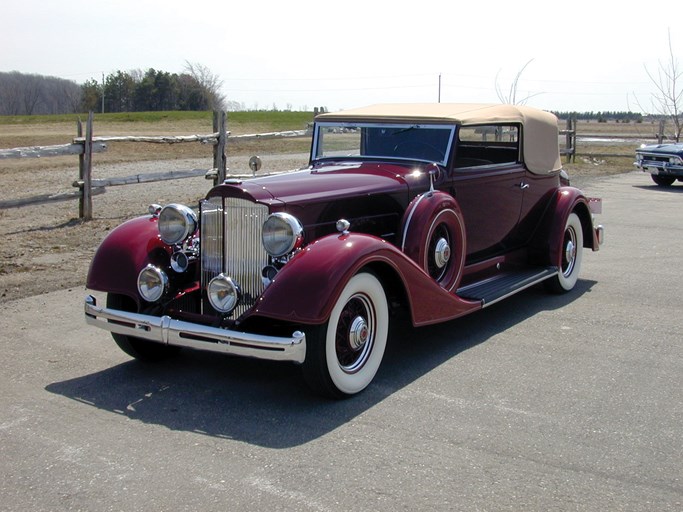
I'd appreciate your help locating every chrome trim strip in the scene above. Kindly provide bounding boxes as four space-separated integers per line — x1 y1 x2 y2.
457 269 559 308
85 295 306 363
480 271 558 308
312 122 455 166
200 197 223 298
400 193 427 252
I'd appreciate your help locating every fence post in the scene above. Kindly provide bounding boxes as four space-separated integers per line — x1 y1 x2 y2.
213 111 227 185
81 111 94 220
564 117 577 164
573 117 577 162
77 118 84 218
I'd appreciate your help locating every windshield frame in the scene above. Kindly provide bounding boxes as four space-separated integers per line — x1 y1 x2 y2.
311 121 456 166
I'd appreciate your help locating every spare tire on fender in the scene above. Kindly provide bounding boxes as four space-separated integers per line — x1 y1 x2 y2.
400 191 466 292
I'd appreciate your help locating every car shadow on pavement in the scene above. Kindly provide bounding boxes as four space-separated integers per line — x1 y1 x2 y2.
633 184 683 193
46 279 596 448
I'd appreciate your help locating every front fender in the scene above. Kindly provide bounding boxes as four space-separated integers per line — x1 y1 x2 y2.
86 215 171 302
251 232 480 326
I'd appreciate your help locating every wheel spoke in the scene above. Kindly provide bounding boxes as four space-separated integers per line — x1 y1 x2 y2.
335 294 374 372
563 227 577 276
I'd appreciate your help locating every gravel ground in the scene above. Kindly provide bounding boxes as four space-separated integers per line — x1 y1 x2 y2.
0 150 624 304
0 154 309 304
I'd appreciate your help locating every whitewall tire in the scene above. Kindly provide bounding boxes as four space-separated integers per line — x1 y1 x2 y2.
546 212 584 293
303 272 389 398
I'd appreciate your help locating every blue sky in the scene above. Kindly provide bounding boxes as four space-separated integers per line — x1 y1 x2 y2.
2 0 681 112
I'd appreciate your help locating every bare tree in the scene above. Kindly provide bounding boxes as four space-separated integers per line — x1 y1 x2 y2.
60 82 83 113
495 59 540 105
644 30 681 142
0 72 22 115
184 61 225 110
0 71 82 115
22 74 42 115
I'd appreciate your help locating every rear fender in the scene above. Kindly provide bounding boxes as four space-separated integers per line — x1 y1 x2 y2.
86 216 171 305
530 187 598 266
251 232 480 326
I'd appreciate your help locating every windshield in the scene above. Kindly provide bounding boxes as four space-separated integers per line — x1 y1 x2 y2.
313 122 455 166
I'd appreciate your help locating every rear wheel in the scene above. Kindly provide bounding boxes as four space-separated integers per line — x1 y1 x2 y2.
545 213 584 294
106 293 180 362
302 272 389 398
651 174 675 186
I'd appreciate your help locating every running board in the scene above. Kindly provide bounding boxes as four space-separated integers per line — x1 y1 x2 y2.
457 267 558 307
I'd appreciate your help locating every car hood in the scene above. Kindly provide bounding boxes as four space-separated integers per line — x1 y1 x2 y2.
211 161 431 206
637 143 683 155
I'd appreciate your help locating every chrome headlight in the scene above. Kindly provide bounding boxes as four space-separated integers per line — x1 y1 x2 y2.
158 204 198 245
137 265 168 302
207 274 241 313
262 213 304 257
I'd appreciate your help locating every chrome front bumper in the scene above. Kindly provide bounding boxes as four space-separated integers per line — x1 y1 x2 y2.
634 162 683 177
84 295 306 363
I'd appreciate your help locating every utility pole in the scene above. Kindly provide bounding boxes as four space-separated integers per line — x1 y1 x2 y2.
438 73 442 103
101 72 105 114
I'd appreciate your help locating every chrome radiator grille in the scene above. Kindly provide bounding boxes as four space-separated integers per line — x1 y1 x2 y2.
200 197 270 318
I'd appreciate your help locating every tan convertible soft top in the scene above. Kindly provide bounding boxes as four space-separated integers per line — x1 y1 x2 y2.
316 103 561 174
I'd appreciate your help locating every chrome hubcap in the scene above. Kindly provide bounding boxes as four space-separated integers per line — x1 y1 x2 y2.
563 228 577 276
565 240 576 265
434 237 451 269
349 315 369 350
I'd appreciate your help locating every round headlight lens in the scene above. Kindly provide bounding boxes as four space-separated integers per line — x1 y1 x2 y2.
158 204 197 245
208 274 241 313
137 265 168 303
262 213 304 257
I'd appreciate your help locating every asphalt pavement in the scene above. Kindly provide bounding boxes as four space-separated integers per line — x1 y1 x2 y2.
1 171 681 511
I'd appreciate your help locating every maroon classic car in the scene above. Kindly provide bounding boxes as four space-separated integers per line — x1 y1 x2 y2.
85 103 604 398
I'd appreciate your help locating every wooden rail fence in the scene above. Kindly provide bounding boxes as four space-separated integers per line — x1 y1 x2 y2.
560 117 671 164
0 111 309 219
1 113 675 217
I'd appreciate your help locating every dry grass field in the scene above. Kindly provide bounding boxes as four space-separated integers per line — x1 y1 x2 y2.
0 114 654 303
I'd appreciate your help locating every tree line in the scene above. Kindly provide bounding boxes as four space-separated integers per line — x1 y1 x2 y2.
0 63 225 116
553 111 644 123
0 71 82 115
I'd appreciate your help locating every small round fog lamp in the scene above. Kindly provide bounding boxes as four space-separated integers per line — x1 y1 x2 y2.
137 265 168 303
170 251 189 273
208 274 241 313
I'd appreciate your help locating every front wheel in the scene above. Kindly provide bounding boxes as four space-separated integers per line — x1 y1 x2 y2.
302 272 389 398
545 212 584 294
651 174 675 187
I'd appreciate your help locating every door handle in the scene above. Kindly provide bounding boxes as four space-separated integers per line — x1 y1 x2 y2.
518 182 530 190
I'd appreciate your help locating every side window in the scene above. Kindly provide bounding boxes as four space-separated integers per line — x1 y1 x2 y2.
454 124 520 168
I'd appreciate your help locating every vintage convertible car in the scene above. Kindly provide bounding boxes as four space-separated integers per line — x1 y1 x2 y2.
634 142 683 186
85 103 604 398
